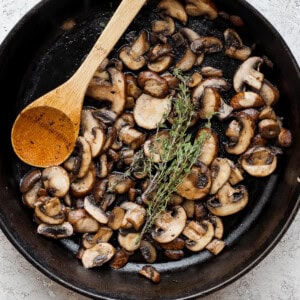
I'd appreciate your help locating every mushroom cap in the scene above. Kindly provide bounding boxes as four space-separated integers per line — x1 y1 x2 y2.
84 196 108 224
157 0 188 24
152 206 187 244
175 47 197 72
120 202 146 231
133 93 172 129
185 0 218 20
210 158 231 194
37 222 73 239
230 91 265 110
118 232 141 252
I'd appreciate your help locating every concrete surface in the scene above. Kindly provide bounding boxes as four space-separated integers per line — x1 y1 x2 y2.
0 0 299 299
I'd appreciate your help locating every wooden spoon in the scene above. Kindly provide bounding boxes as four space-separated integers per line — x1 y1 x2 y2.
11 0 147 168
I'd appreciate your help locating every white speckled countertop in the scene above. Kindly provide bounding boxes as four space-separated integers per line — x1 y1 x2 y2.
0 0 299 299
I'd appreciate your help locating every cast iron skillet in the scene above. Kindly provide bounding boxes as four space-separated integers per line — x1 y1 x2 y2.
0 0 299 299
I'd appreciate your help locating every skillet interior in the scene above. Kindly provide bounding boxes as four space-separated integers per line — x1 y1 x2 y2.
0 0 299 299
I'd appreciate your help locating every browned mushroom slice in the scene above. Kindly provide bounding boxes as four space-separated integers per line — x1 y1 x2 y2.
81 109 105 157
140 240 157 263
143 130 170 163
258 106 277 121
134 93 171 130
198 88 221 119
108 173 134 194
92 226 113 244
164 249 184 260
177 163 211 200
201 66 223 78
81 243 115 268
217 98 233 121
224 28 251 61
37 222 73 239
92 109 118 126
172 31 186 47
191 37 223 54
110 249 129 269
118 231 141 252
194 202 207 221
114 113 135 131
206 238 226 255
219 11 244 27
125 74 142 102
108 207 125 230
258 119 280 139
22 179 43 208
147 44 173 62
42 166 70 197
225 115 255 155
137 71 169 98
182 200 195 218
175 47 197 72
120 202 146 231
210 158 231 194
84 196 108 224
240 146 278 177
185 0 218 19
70 164 96 197
233 56 264 92
187 72 203 88
179 27 201 42
67 208 99 233
183 220 214 252
159 237 185 250
258 79 280 106
148 55 174 73
139 266 161 283
226 159 244 185
277 128 292 148
87 68 126 116
152 16 175 36
157 0 188 24
35 197 65 225
119 126 146 150
119 31 150 71
20 169 41 193
230 92 264 110
152 206 187 244
195 128 219 166
207 183 248 216
209 215 224 239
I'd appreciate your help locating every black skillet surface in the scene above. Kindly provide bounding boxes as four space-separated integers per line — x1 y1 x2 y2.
0 0 299 299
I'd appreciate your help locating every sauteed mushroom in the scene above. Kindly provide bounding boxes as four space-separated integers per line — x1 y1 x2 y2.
37 222 73 239
185 0 218 20
157 0 188 24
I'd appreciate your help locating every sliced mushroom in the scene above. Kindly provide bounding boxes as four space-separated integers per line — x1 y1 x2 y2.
152 206 187 244
81 243 115 268
224 28 251 61
108 207 125 230
277 128 292 148
226 159 244 185
143 130 170 163
159 237 185 250
84 196 108 224
140 240 157 263
194 202 208 221
139 266 160 283
70 164 96 197
225 115 255 155
187 72 203 88
172 31 186 47
67 208 99 233
219 11 244 27
152 16 175 36
110 249 129 269
134 93 172 130
210 158 231 194
137 71 169 98
164 249 184 260
240 146 278 177
258 79 280 106
191 37 223 54
81 109 105 157
148 55 174 73
175 47 197 72
183 220 214 252
42 166 70 197
22 179 43 208
209 215 224 239
179 28 201 42
92 109 118 126
207 183 248 216
20 169 41 193
35 197 65 225
87 68 126 116
233 56 264 92
108 173 134 194
230 92 264 110
157 0 188 24
196 128 219 166
217 98 233 121
37 222 73 239
120 202 146 231
119 31 150 71
185 0 218 20
259 106 277 121
182 200 195 218
147 44 173 62
119 125 146 150
177 163 212 200
197 88 221 119
118 231 141 252
206 238 226 255
201 66 223 78
92 226 113 244
258 119 280 139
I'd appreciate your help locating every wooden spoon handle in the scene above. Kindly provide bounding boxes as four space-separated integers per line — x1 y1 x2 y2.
70 0 147 93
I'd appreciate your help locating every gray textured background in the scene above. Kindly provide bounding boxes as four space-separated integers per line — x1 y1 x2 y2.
0 0 299 299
